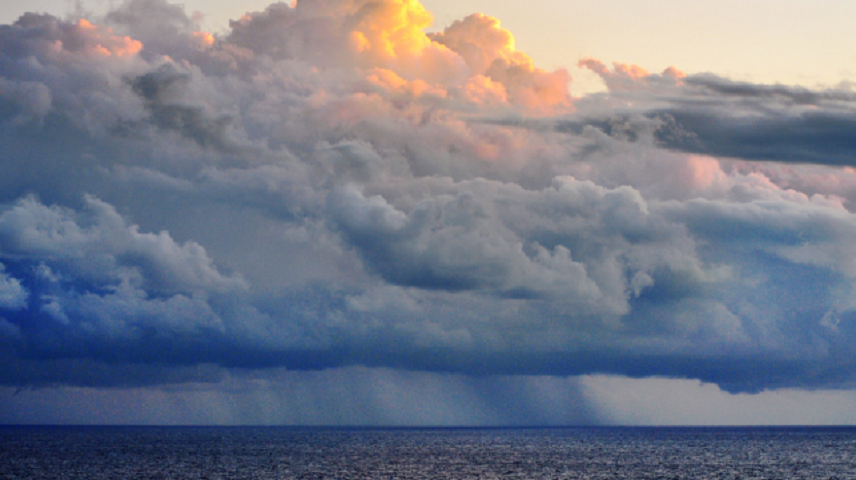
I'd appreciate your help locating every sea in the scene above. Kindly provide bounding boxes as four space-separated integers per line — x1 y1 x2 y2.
1 426 854 479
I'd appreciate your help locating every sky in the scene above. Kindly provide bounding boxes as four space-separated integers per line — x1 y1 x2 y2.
5 0 856 94
2 0 856 426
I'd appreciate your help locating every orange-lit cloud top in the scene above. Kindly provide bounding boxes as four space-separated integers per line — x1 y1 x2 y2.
192 31 215 48
226 0 570 110
428 13 527 76
227 0 464 82
430 13 570 109
72 18 143 58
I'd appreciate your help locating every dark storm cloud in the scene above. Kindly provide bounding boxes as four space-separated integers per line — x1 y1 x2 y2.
2 0 856 398
653 109 856 166
684 75 856 104
571 67 856 166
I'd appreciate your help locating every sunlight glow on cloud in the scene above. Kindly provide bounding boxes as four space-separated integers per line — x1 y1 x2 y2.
74 19 143 57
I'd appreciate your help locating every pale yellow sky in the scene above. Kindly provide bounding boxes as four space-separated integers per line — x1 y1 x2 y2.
3 0 855 95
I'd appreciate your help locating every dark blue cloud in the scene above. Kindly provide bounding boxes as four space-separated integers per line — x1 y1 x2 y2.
565 74 856 167
654 109 856 166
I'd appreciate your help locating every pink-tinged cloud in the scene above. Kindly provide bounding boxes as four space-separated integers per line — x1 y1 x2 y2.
74 19 142 57
579 58 683 91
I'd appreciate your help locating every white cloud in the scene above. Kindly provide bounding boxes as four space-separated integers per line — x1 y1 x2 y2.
0 264 27 311
582 375 856 426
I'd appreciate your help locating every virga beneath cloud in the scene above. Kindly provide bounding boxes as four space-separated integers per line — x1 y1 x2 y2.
2 0 856 400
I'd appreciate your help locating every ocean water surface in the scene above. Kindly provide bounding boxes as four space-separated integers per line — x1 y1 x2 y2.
1 426 854 479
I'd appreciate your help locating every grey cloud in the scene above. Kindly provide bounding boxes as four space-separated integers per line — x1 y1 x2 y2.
2 0 856 399
0 264 27 310
128 65 239 151
685 75 856 105
225 2 326 63
0 78 52 125
104 0 195 56
654 109 856 166
0 195 260 379
327 176 701 316
0 195 247 295
569 69 856 167
0 367 600 425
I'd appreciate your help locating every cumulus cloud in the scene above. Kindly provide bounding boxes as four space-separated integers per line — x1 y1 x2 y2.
0 264 27 311
1 0 856 407
578 58 684 92
430 13 570 109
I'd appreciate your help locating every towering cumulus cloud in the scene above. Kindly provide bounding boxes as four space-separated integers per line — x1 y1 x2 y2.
2 0 856 424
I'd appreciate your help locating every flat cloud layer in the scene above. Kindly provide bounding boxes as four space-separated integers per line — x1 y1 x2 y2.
2 0 856 408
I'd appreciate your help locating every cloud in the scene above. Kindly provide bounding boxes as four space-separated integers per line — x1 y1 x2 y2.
0 195 256 376
655 107 856 166
574 61 856 167
578 58 684 92
1 0 856 409
0 264 27 310
129 64 239 151
0 367 599 425
430 13 570 109
582 375 856 426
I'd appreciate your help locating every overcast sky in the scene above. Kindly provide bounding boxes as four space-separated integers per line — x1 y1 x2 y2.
2 0 856 426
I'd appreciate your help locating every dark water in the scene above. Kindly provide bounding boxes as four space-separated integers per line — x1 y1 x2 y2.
1 426 854 479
